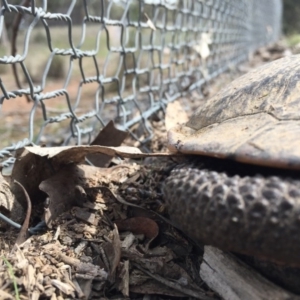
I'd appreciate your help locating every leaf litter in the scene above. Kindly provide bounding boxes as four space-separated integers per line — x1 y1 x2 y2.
0 44 290 299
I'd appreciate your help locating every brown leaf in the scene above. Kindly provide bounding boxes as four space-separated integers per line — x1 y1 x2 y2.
40 163 137 227
25 145 171 166
39 164 83 227
87 120 128 167
11 148 54 206
115 217 159 242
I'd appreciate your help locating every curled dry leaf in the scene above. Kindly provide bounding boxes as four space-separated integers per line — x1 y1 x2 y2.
25 144 171 166
87 120 128 167
39 165 83 227
11 148 54 205
115 217 159 243
40 163 127 227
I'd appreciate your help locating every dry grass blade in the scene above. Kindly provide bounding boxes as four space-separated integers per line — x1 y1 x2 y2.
2 256 20 300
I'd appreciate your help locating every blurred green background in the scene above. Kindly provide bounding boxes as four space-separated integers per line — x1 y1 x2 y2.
283 0 300 34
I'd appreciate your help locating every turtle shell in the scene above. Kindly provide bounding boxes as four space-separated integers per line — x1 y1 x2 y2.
168 55 300 169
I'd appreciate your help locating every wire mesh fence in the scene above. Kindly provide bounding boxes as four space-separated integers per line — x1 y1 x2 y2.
0 0 282 167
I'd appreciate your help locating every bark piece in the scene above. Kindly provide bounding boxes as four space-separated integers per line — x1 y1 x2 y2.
200 246 298 300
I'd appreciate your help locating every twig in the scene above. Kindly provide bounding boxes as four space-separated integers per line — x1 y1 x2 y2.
14 180 32 245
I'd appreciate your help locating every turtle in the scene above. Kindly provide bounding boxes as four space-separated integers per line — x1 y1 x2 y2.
163 54 300 267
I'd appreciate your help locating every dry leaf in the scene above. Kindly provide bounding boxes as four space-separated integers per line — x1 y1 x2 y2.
87 120 128 167
40 163 139 227
25 145 170 165
39 165 83 227
11 149 54 206
115 217 159 242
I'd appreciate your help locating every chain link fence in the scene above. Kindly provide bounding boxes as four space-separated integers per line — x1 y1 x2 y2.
0 0 282 167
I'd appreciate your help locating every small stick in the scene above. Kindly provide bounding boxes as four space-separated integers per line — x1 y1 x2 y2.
14 180 32 245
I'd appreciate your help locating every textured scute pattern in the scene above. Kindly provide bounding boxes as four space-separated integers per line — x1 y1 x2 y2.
168 56 300 168
163 166 300 265
187 55 300 130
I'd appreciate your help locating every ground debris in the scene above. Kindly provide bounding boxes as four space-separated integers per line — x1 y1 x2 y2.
0 157 216 299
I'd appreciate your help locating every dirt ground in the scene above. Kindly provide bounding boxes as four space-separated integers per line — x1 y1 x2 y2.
0 41 295 300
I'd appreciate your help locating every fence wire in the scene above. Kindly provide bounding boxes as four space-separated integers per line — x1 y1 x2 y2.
0 0 282 167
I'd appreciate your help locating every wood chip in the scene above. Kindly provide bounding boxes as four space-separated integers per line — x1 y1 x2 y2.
200 246 298 300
